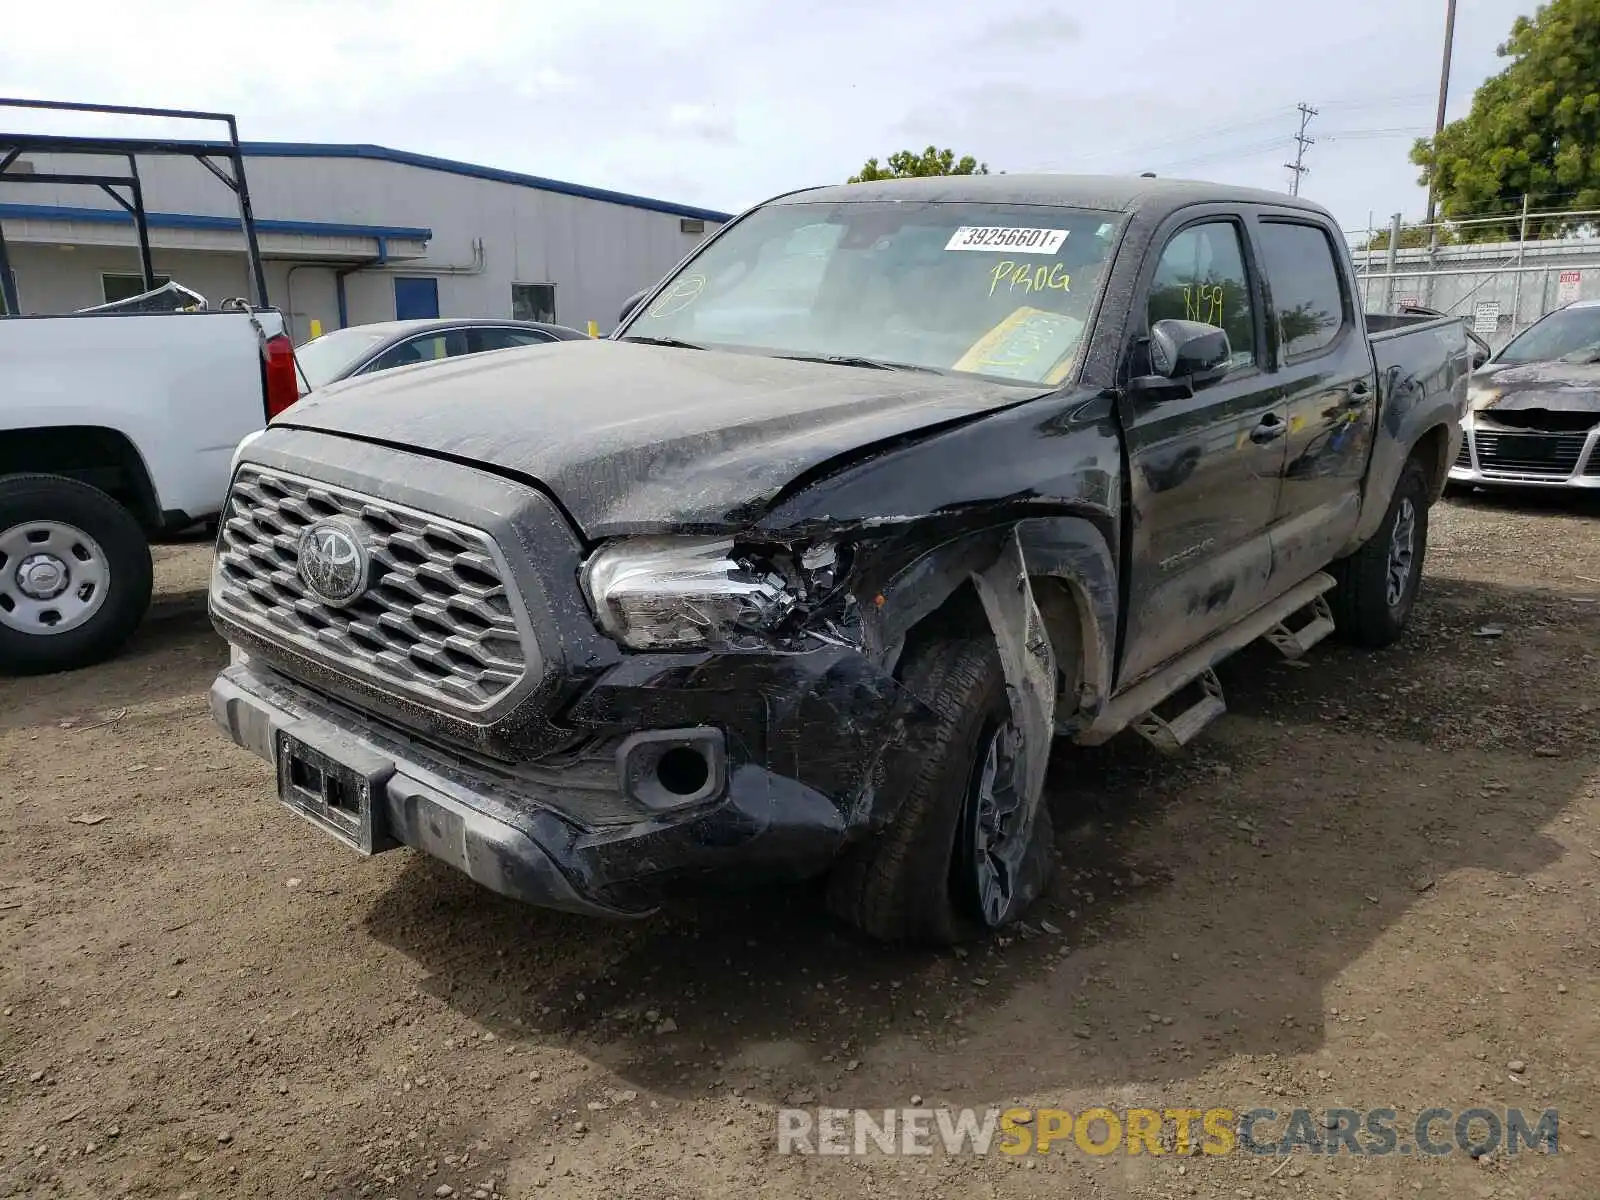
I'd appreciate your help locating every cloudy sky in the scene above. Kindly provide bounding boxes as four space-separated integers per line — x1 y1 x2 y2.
0 0 1540 237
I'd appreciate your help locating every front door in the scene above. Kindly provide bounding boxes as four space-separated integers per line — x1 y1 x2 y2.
1118 216 1288 685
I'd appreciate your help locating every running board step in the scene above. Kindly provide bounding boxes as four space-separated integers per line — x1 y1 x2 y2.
1132 669 1225 753
1265 594 1335 660
1078 571 1337 747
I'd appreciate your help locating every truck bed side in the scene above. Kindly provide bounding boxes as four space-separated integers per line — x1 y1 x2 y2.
0 309 281 526
1345 311 1470 553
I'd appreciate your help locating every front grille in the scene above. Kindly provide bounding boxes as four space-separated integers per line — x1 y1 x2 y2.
1455 436 1472 468
214 466 533 715
1473 431 1587 477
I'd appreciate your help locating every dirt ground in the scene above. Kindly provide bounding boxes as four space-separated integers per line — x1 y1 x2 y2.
3 490 1599 1200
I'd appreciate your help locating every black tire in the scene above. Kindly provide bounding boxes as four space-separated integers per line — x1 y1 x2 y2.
1330 459 1429 648
826 631 1054 945
0 474 154 675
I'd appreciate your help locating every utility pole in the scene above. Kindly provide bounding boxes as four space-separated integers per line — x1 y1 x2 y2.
1285 103 1317 196
1424 0 1458 231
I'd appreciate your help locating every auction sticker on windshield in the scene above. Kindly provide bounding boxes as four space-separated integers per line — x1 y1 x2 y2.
945 226 1069 254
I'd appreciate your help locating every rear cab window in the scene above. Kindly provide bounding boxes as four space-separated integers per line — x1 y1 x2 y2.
1255 221 1350 361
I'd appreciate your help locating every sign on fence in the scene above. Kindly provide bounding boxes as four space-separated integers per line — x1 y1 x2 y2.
1558 270 1583 306
1472 301 1501 335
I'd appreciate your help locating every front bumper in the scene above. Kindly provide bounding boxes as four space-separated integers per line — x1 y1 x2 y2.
211 654 923 916
1449 420 1600 489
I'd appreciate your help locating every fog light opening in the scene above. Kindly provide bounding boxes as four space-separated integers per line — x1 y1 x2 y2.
656 745 710 797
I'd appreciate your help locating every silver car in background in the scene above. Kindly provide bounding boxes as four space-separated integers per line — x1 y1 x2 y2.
293 317 590 395
1452 299 1600 490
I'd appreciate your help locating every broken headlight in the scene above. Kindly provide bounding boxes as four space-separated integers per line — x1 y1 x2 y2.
580 537 845 650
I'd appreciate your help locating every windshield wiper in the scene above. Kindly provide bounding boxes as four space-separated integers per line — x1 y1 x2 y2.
619 335 707 350
772 352 942 374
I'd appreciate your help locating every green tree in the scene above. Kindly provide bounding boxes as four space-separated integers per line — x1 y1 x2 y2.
849 146 990 183
1412 0 1600 240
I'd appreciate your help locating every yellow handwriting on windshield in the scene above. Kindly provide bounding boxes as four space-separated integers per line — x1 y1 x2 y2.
647 273 707 318
1183 282 1225 326
988 261 1071 298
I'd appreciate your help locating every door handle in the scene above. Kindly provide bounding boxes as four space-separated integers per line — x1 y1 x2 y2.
1250 413 1287 444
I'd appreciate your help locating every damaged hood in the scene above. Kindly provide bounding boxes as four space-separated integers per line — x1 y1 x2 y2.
1472 359 1600 413
282 340 1047 536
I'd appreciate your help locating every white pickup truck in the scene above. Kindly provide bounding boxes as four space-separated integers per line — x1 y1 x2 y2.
0 98 298 674
0 304 297 673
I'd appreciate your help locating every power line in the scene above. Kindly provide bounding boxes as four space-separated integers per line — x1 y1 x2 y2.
1320 125 1432 141
1067 113 1286 164
1285 103 1318 195
1317 92 1434 112
1027 90 1442 176
1143 136 1293 174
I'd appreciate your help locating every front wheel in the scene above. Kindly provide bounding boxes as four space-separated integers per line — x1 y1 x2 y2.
0 474 154 675
825 630 1054 944
1330 459 1430 648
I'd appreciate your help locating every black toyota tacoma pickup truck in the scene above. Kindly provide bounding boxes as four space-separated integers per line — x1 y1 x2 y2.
209 175 1469 944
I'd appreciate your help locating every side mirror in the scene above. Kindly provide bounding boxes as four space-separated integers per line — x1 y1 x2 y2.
1129 319 1232 398
618 288 649 325
1471 349 1489 370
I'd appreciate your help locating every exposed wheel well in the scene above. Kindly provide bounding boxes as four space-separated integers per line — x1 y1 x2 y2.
0 427 159 531
895 581 987 677
893 572 1087 715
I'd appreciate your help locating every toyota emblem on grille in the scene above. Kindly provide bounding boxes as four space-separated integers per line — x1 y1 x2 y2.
297 520 370 606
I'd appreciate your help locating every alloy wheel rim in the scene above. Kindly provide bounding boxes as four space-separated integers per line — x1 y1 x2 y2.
1385 498 1416 608
968 720 1028 927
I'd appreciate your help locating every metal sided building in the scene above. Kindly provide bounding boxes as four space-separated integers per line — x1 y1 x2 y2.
0 142 731 340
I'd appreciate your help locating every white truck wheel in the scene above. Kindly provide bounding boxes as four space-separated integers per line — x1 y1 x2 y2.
0 474 154 675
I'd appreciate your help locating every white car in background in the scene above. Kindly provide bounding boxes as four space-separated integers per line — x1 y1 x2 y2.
1452 299 1600 489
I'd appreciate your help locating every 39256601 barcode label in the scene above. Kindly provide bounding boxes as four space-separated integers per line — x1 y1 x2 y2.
944 226 1069 254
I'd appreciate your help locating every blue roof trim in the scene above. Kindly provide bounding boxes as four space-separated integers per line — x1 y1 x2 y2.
235 142 733 223
0 201 431 241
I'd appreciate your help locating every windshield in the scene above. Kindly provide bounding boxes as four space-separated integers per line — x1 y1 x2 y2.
1495 305 1600 365
294 327 391 391
624 200 1120 385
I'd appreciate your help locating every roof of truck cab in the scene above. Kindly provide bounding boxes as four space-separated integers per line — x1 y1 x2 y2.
773 174 1329 219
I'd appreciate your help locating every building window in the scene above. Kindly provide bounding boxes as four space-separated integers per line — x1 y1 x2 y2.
512 283 556 323
680 218 705 235
102 272 171 305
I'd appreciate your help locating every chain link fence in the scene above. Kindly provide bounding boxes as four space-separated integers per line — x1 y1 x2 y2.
1347 205 1600 353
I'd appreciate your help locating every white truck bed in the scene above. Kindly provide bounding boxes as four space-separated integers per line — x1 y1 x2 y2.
0 308 284 524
